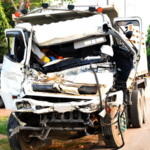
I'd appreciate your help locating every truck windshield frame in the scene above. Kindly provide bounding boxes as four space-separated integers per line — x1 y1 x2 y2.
6 31 25 54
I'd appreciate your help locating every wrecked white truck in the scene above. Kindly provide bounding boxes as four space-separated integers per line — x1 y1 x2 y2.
1 5 148 149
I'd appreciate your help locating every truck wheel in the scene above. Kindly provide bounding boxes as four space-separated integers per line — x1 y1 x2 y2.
139 88 146 123
7 113 40 150
0 97 4 108
130 90 143 128
125 106 130 128
102 106 126 148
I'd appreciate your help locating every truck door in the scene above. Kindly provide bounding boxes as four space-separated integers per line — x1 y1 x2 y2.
113 17 142 55
1 29 27 109
113 17 148 76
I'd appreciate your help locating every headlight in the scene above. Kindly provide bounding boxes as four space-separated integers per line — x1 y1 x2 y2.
16 101 31 109
90 103 99 110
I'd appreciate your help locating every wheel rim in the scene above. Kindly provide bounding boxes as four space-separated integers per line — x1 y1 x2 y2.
18 130 39 150
111 106 126 146
21 131 33 144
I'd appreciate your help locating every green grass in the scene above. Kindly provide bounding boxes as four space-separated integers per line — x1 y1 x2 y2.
0 138 10 150
0 116 9 135
0 116 10 150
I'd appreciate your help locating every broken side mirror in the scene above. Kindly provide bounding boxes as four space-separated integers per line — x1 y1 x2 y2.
125 22 133 39
101 45 114 57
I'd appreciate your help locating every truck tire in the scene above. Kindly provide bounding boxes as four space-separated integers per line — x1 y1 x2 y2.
130 90 143 128
0 97 4 108
139 88 146 123
7 113 40 150
102 106 126 148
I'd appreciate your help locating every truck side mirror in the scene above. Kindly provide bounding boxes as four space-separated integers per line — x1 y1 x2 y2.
125 22 133 39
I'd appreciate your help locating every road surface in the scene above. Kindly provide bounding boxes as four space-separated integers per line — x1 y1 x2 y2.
91 80 150 150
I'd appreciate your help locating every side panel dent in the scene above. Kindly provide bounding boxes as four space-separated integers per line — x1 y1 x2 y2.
1 56 24 96
0 89 13 110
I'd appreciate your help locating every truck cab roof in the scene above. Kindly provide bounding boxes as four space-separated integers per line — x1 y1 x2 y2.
13 5 119 25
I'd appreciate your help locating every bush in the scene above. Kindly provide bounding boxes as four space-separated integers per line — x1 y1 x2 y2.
0 1 11 61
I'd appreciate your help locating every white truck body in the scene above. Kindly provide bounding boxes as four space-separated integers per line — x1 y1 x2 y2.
1 5 148 149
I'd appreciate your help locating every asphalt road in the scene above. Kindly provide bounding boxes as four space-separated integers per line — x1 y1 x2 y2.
91 80 150 150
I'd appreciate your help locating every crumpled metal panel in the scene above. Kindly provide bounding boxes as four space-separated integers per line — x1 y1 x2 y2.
1 56 24 95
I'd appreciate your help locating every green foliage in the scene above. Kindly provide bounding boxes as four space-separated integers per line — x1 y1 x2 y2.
2 0 15 27
0 1 11 43
0 138 10 150
0 116 9 135
2 0 43 27
0 1 11 61
54 0 75 5
146 26 150 71
146 26 150 55
64 0 75 4
2 1 15 27
30 0 44 10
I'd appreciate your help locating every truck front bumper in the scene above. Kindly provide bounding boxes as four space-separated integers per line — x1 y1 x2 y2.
12 91 123 114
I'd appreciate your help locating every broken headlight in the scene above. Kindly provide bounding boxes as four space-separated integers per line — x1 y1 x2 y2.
79 103 99 111
90 103 99 110
16 101 31 109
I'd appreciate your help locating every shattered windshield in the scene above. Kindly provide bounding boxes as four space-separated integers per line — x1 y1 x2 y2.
114 20 140 47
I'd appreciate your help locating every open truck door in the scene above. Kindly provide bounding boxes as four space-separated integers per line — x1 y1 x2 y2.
113 17 142 54
113 17 148 77
1 29 28 109
113 16 147 127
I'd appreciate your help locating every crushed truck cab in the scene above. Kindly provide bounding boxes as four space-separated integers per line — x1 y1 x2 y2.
2 5 148 149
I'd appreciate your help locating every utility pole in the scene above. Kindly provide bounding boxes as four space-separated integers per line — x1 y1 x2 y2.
124 0 126 17
61 0 64 6
107 0 110 5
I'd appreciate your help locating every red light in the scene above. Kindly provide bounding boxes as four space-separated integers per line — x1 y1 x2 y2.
107 106 111 114
58 56 63 59
14 12 20 17
97 7 103 13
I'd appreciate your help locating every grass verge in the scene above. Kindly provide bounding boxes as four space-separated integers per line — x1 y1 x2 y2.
0 116 10 150
0 138 10 150
0 116 9 135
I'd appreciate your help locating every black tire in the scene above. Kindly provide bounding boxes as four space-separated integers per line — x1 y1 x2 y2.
139 88 146 123
130 90 143 128
0 97 4 108
102 106 126 148
7 113 40 150
125 106 130 128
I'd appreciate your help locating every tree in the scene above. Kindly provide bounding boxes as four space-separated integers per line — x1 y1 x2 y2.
0 1 11 62
10 0 29 13
2 1 16 27
146 26 150 71
56 0 75 6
